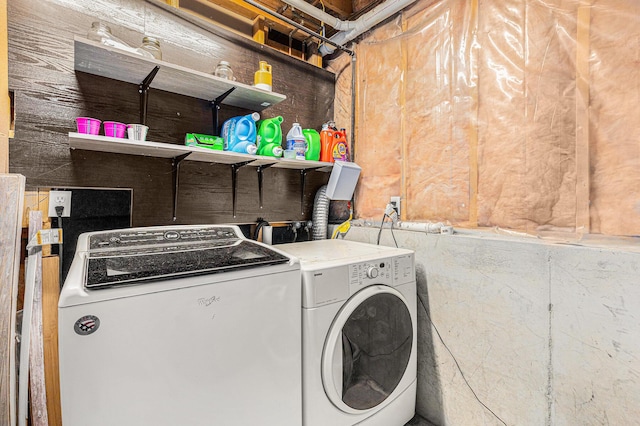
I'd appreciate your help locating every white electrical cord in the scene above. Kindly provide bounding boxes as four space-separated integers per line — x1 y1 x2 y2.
56 207 64 288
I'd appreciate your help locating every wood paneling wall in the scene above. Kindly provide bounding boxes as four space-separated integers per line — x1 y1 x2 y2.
8 0 335 226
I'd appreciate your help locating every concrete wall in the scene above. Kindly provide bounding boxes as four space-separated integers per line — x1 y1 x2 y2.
344 225 640 425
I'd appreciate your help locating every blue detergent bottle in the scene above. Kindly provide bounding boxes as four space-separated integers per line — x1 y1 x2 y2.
221 112 259 154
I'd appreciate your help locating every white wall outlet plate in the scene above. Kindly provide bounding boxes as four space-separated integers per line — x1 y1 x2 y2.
48 190 72 217
390 196 401 217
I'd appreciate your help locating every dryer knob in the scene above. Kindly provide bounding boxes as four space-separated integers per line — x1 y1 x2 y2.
366 266 379 279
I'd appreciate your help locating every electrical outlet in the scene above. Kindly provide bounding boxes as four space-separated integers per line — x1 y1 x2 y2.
48 190 72 217
390 196 401 217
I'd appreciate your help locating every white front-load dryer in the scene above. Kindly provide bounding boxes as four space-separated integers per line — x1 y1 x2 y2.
279 240 417 426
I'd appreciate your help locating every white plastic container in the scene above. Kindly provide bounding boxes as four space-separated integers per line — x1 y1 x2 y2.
325 161 361 200
286 123 306 160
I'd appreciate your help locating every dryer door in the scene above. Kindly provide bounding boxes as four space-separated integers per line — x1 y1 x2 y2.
322 285 413 414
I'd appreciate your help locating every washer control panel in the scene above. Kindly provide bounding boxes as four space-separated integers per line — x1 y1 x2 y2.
88 226 240 250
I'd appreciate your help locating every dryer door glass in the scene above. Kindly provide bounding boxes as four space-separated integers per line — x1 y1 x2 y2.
340 292 412 410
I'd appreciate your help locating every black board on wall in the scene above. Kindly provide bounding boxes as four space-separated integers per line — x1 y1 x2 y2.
47 187 133 284
8 0 335 227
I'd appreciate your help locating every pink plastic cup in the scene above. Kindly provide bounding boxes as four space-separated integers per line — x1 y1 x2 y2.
76 117 101 135
104 121 127 138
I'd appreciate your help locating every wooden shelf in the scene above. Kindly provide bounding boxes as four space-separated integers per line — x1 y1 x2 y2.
70 37 329 220
273 158 333 171
74 36 286 111
68 133 333 171
68 132 191 158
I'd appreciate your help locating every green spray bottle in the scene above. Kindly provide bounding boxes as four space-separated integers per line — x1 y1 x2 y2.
257 116 284 157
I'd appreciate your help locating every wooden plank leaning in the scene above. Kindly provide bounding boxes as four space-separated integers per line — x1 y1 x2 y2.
0 173 26 426
18 211 51 426
28 211 49 425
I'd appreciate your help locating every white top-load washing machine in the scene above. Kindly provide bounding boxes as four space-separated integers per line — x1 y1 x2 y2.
58 225 301 426
278 239 417 426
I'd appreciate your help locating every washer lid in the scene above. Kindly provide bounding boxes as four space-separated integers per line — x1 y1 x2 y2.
82 226 290 289
322 285 413 414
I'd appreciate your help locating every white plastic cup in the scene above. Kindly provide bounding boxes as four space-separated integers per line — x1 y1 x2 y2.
127 124 149 141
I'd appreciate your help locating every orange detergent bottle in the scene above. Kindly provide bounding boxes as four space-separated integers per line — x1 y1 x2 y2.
332 128 349 162
320 121 337 162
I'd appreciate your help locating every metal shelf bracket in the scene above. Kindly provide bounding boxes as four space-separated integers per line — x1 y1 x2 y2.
210 87 236 136
139 66 161 125
300 167 321 215
257 163 276 209
172 152 191 221
231 160 254 217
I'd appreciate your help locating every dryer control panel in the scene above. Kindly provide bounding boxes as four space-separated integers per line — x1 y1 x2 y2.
284 240 415 308
348 253 414 293
393 254 415 285
349 258 393 288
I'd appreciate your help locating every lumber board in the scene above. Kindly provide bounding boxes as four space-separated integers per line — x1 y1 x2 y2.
0 0 8 174
468 0 479 227
27 211 49 426
42 256 61 426
0 173 25 426
575 1 591 233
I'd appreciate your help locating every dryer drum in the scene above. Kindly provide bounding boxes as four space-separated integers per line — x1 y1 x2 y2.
340 293 413 410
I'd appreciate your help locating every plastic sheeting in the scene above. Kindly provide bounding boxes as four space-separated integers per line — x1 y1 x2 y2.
330 0 640 237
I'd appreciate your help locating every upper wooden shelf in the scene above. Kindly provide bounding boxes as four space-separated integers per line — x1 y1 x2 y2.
73 36 286 111
68 133 334 172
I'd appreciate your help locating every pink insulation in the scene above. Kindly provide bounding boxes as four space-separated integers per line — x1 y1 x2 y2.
349 22 405 219
333 0 640 236
588 1 640 235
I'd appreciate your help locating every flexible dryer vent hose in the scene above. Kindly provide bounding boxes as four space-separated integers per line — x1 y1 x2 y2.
312 185 329 240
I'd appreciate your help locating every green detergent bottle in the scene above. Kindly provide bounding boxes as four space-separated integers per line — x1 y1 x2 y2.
257 116 284 157
303 129 320 161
